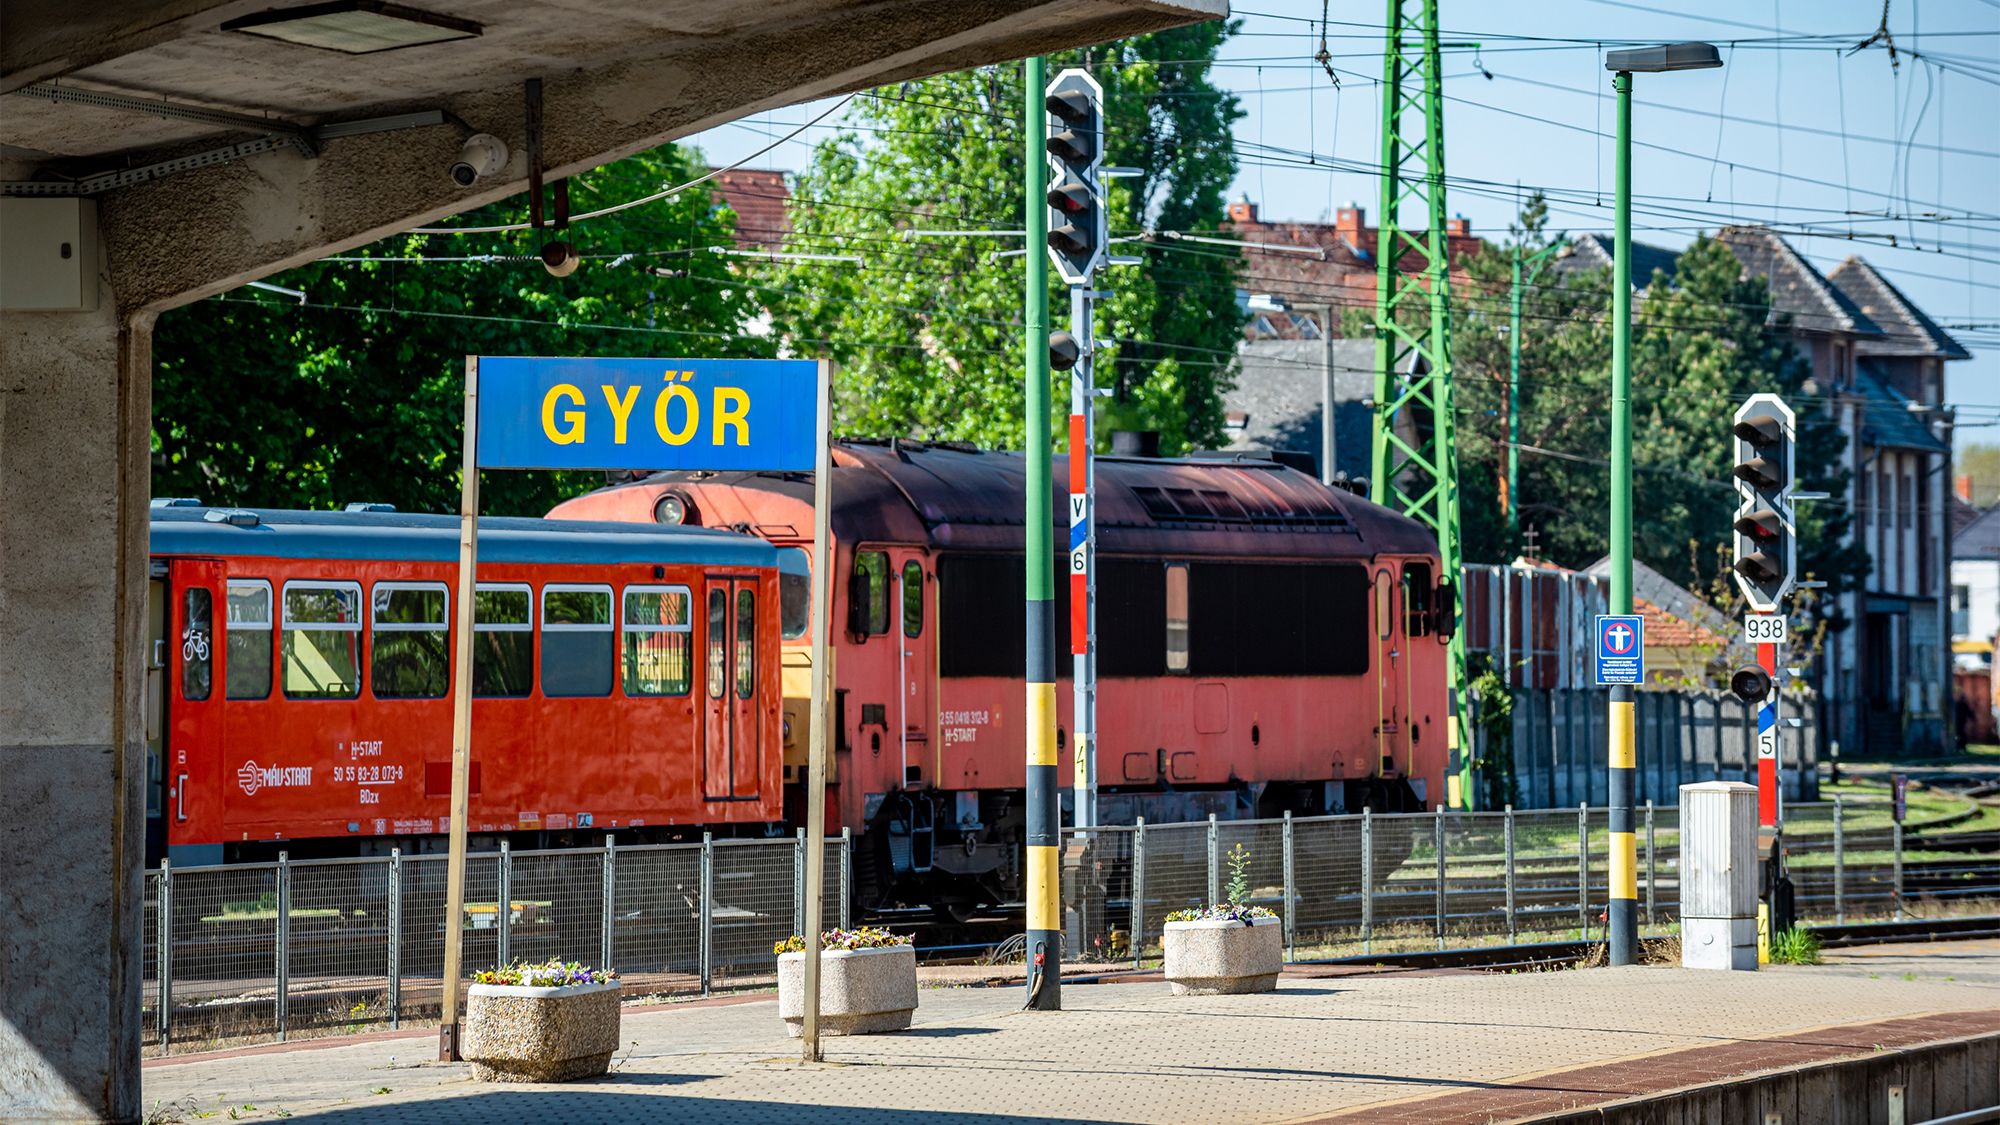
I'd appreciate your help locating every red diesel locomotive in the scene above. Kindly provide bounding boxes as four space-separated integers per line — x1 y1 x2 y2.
549 441 1451 916
147 504 789 865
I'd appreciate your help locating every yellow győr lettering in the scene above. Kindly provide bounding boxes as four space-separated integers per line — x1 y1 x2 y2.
541 383 586 444
601 384 642 444
712 386 751 446
654 373 700 446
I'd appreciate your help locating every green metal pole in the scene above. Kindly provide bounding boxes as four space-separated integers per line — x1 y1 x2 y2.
1507 247 1523 548
1022 54 1061 1010
1607 68 1637 968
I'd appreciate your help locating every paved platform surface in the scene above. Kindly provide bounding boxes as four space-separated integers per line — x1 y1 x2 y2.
142 941 2000 1124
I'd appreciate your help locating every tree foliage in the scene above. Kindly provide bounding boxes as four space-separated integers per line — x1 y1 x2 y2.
767 24 1244 454
153 143 765 516
1446 197 1865 611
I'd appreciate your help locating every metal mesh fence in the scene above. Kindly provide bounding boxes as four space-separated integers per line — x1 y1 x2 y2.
142 870 159 1048
144 799 1968 1052
285 858 392 1037
609 843 702 992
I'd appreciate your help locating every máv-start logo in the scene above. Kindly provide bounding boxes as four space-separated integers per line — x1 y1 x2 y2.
237 760 313 796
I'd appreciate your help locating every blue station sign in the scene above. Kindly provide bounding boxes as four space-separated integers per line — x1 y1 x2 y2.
474 356 821 472
1593 614 1645 686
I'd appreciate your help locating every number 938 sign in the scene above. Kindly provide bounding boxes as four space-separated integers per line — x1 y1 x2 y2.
1743 614 1787 645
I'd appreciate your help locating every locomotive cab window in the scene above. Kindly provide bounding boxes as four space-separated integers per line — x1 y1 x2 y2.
473 585 533 697
901 560 923 638
1402 562 1433 639
281 581 363 700
181 588 213 701
542 585 613 697
1164 563 1190 673
226 580 273 700
371 583 448 699
778 547 811 640
622 586 692 696
850 550 890 636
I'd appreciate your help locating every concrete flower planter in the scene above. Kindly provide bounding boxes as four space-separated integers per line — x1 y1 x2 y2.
777 944 918 1036
461 980 622 1081
1163 915 1282 995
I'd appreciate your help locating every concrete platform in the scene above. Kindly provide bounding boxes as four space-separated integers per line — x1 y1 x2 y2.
141 941 2000 1124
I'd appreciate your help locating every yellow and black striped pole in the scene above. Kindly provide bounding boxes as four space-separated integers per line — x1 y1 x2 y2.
1606 67 1638 966
1022 53 1061 1010
1608 684 1637 961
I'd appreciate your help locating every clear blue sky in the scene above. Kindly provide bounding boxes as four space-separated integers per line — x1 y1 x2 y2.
683 1 1998 426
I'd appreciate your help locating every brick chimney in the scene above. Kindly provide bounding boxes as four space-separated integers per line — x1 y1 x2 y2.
1227 195 1258 223
1958 474 1974 503
1335 203 1364 234
1446 214 1471 237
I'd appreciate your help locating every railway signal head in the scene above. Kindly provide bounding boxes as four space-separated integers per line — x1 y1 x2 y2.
1048 331 1081 371
1043 68 1105 286
1730 663 1773 704
1730 395 1796 614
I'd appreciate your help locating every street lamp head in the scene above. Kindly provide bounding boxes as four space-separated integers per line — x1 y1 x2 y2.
1605 42 1722 73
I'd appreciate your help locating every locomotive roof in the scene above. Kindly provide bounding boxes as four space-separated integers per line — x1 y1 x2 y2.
150 504 779 568
588 441 1439 560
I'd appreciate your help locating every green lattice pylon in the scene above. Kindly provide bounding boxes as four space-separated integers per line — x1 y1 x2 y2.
1369 0 1474 810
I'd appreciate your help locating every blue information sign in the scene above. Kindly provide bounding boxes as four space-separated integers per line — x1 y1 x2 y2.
1594 614 1645 686
474 356 821 472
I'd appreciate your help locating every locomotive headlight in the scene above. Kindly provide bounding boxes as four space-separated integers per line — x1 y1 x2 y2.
654 493 692 525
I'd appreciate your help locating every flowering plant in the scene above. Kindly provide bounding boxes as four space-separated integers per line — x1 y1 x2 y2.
773 926 914 954
1165 904 1278 924
472 958 617 987
1163 844 1276 923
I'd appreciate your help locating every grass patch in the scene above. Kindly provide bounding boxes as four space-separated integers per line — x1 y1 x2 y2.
1767 927 1823 965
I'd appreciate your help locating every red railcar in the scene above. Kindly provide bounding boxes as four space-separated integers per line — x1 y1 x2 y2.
146 505 786 865
549 442 1450 915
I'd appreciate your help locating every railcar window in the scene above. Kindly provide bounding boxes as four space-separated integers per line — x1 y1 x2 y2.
181 588 213 701
736 589 756 699
852 550 890 635
226 581 273 700
473 585 533 697
1164 563 1190 673
541 585 613 697
707 589 727 699
281 582 363 700
622 586 692 696
371 583 449 699
1402 562 1433 639
778 547 810 640
1187 563 1368 677
901 560 923 638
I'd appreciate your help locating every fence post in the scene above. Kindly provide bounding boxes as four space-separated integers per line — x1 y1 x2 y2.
1892 819 1904 919
840 826 853 930
794 827 806 937
388 848 402 1030
1433 807 1447 949
496 839 512 968
1206 813 1220 907
1131 817 1147 970
1644 800 1656 928
1576 803 1589 934
699 832 714 996
1503 806 1517 944
158 859 172 1052
601 834 616 971
1282 811 1296 961
1833 797 1845 925
276 848 292 1040
1360 808 1374 954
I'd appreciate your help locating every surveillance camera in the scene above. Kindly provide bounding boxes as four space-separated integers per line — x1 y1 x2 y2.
448 133 508 187
540 240 580 278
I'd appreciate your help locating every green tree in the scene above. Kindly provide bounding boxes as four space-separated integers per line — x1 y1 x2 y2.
1446 200 1864 614
152 142 764 516
1956 443 2000 508
768 26 1243 453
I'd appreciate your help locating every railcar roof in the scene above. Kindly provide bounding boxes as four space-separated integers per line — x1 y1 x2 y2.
150 505 778 568
594 441 1439 560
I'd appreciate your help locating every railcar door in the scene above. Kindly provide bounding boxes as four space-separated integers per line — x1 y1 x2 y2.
167 559 227 846
894 554 932 787
1371 566 1406 781
703 577 763 800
